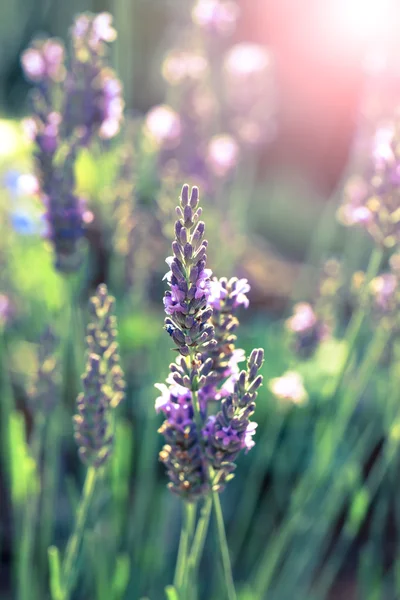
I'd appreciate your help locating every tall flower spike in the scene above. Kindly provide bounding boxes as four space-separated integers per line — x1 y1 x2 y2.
158 184 264 499
74 284 125 467
163 183 216 357
43 137 86 273
203 348 264 492
200 276 249 403
21 37 85 273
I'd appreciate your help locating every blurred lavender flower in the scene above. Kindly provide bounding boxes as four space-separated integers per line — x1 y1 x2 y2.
0 294 12 329
223 43 276 147
162 49 208 87
21 38 66 83
28 328 60 414
206 134 239 178
269 371 308 406
21 12 124 273
338 121 400 248
74 284 125 467
191 0 239 36
286 302 328 359
157 185 264 499
65 12 124 142
144 104 182 149
21 44 85 272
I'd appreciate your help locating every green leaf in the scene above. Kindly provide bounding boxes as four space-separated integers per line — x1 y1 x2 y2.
346 487 370 536
111 554 131 598
165 586 179 600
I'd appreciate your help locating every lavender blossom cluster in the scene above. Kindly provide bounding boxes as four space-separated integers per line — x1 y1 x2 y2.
338 121 400 248
143 0 276 199
156 184 264 500
21 12 124 273
74 284 125 467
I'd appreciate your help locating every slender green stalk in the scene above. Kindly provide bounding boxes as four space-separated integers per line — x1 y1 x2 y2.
231 411 286 563
252 321 389 597
173 502 196 596
17 413 46 600
188 496 213 578
213 492 237 600
61 466 98 599
39 410 62 571
314 438 398 599
325 245 384 399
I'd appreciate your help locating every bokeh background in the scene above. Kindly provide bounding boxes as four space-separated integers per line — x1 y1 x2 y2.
2 1 400 599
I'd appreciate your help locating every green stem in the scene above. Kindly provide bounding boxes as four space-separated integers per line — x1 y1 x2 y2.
326 245 384 399
188 496 213 579
173 502 196 595
40 408 62 573
17 413 46 600
252 322 388 598
212 492 237 600
231 411 286 564
61 466 98 599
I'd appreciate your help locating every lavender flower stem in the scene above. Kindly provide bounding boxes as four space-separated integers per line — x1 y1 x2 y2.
188 496 213 579
212 491 237 600
17 413 46 600
326 245 384 398
173 501 196 594
61 466 98 599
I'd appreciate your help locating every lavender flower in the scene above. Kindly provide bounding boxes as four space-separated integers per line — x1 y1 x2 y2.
200 277 249 403
21 12 124 273
163 184 215 356
285 302 327 358
74 284 125 467
203 348 264 492
206 134 239 178
191 0 240 36
144 104 182 149
22 41 85 272
21 39 66 83
223 43 276 147
269 371 308 406
157 184 264 499
338 121 400 248
156 382 210 500
64 12 123 142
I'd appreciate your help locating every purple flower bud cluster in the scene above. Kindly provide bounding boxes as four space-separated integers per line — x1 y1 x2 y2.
74 284 125 467
28 327 60 414
157 382 210 500
21 12 123 273
157 184 264 500
200 277 249 402
338 122 400 248
202 348 264 492
286 259 341 359
285 302 327 359
191 0 240 37
86 284 126 408
145 3 276 202
64 12 124 142
353 253 400 323
43 138 87 273
163 184 216 357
